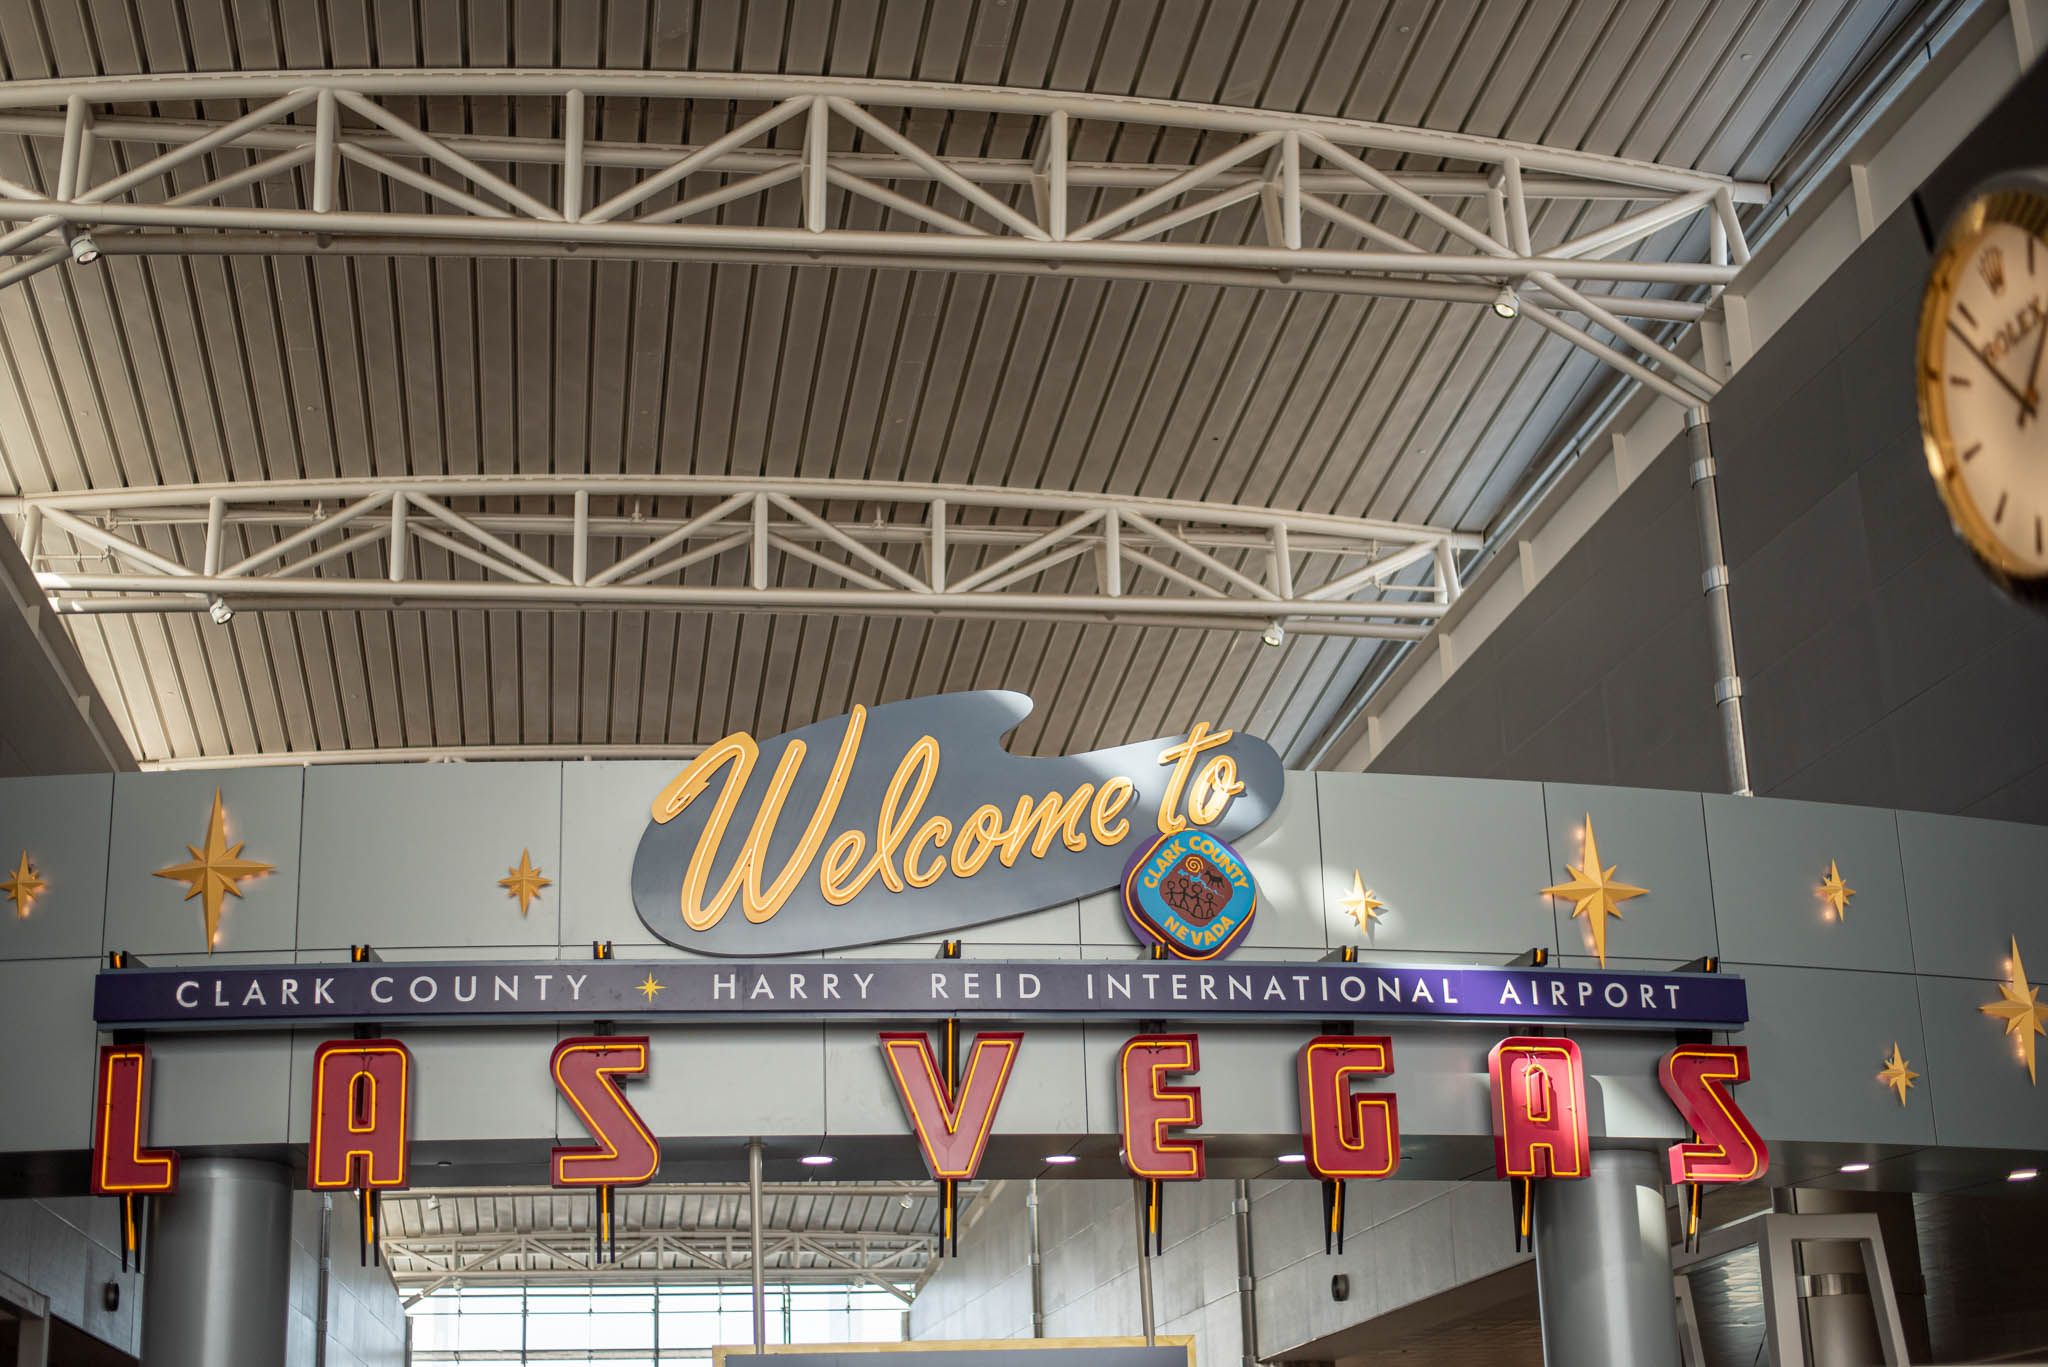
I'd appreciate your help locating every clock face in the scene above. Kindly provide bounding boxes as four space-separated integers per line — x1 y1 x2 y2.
1917 187 2048 583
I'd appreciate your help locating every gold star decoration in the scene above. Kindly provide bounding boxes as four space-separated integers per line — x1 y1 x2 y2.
1980 936 2048 1084
1876 1042 1919 1107
1541 816 1648 968
1819 860 1855 921
498 849 551 916
152 789 274 952
2 852 47 919
636 973 666 1003
1340 871 1384 934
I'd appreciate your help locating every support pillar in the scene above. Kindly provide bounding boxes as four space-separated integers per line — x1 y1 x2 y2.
1533 1149 1683 1367
140 1157 291 1367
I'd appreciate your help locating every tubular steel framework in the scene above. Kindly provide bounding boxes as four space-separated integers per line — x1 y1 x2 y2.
0 476 1479 640
381 1184 942 1301
0 70 1758 404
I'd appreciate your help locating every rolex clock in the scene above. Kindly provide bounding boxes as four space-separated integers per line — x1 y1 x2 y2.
1916 171 2048 597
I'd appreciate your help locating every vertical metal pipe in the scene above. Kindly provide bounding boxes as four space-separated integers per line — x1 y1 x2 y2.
1686 409 1752 796
1233 1180 1258 1367
748 1138 767 1354
562 90 585 222
313 1195 331 1367
1026 1180 1046 1338
1131 1181 1156 1346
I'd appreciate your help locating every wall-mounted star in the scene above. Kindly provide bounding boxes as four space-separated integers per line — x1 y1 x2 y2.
636 973 667 1003
1980 936 2048 1084
1876 1042 1918 1107
1340 871 1384 934
1819 860 1855 921
152 789 274 952
498 849 551 916
2 852 46 919
1542 816 1648 968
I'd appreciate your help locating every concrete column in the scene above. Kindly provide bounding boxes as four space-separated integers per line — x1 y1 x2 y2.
141 1157 292 1367
1533 1149 1682 1367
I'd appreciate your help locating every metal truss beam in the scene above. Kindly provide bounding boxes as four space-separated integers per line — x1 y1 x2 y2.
1 476 1481 641
0 71 1759 401
385 1228 933 1299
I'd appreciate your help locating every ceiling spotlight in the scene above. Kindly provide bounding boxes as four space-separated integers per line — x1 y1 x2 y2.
1839 1162 1871 1174
1491 283 1519 320
1261 621 1286 648
800 1154 834 1167
2009 1168 2038 1183
1043 1154 1079 1165
207 597 234 626
63 227 100 265
898 1194 915 1209
1276 1153 1307 1165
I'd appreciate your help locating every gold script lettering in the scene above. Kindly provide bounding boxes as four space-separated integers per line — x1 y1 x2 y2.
648 705 868 930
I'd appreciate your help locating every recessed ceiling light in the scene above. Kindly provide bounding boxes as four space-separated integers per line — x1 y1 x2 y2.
1044 1154 1079 1165
1277 1153 1307 1164
800 1154 834 1166
1839 1162 1871 1174
2009 1168 2038 1182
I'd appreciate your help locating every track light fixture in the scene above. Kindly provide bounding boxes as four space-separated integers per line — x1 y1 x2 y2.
1261 621 1286 648
63 227 100 265
207 597 234 626
1491 283 1520 320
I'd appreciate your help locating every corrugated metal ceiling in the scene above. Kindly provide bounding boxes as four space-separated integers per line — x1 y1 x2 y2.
0 0 1921 766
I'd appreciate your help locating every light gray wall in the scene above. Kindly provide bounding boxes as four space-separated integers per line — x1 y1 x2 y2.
285 1193 407 1367
0 1195 141 1358
0 530 130 777
911 1176 1528 1363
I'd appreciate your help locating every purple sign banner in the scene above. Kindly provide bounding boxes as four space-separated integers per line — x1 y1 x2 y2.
95 959 1746 1030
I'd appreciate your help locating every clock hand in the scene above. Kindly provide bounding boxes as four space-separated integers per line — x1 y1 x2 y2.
2023 302 2048 427
1949 320 2039 420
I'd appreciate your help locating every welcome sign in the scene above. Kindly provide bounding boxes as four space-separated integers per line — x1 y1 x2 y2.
629 692 1284 955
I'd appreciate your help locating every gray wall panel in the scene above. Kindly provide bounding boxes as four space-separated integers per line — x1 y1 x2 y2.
1314 773 1556 957
0 957 96 1152
1896 808 2048 980
558 760 684 952
1724 964 1935 1150
1913 971 2048 1151
152 1029 295 1148
298 763 562 951
1541 785 1718 964
1705 794 1913 973
104 769 304 957
0 773 110 960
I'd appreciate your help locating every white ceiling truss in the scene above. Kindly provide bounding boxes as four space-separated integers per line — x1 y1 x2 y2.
1 475 1480 642
0 70 1759 408
380 1183 946 1303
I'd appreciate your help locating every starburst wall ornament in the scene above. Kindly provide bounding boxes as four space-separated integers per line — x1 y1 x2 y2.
1542 817 1647 968
152 790 274 951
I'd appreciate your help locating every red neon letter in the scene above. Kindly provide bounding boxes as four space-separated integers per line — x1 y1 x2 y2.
879 1032 1022 1181
1119 1034 1204 1180
92 1045 178 1195
1488 1036 1589 1180
1660 1044 1768 1185
309 1039 412 1191
1297 1036 1400 1180
553 1036 661 1187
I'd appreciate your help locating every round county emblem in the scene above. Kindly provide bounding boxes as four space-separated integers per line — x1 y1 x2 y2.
1120 830 1258 960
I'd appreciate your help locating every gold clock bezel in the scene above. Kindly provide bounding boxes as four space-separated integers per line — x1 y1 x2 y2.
1915 180 2048 583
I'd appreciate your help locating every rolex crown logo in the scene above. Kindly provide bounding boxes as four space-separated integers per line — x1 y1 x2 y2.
1979 244 2005 295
